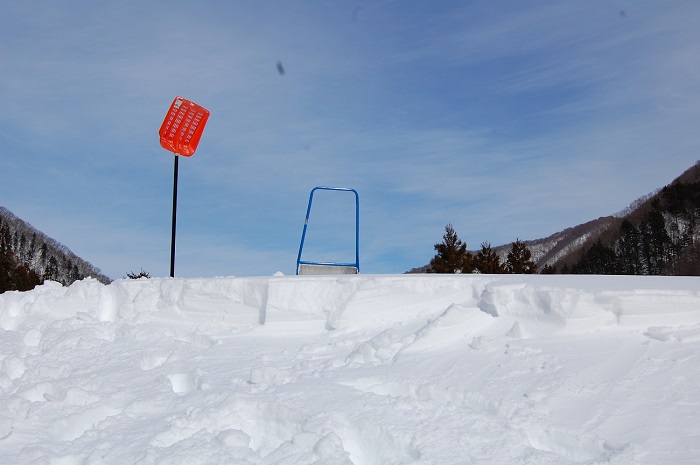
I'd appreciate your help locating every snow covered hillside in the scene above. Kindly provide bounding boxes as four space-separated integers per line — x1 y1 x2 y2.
1 274 699 464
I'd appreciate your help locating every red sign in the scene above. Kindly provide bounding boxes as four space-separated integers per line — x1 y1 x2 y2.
158 97 210 157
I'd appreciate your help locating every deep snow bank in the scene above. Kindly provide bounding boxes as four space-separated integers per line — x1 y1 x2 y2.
1 274 699 464
3 274 698 333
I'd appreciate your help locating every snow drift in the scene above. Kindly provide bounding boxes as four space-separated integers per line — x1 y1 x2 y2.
1 274 699 464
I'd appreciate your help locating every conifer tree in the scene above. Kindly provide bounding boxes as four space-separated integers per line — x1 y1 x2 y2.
429 224 473 273
540 264 557 274
473 242 505 274
616 220 642 275
43 255 59 282
571 240 617 274
0 245 42 293
12 262 41 292
505 239 537 274
640 209 671 274
126 268 151 279
0 219 13 292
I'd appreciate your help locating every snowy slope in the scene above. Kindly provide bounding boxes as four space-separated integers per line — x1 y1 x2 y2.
1 274 700 464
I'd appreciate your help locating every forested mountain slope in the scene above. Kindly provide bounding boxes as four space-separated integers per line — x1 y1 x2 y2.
541 161 700 275
416 160 700 276
0 206 111 292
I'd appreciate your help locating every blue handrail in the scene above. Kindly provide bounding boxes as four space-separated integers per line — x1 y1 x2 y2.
296 186 360 275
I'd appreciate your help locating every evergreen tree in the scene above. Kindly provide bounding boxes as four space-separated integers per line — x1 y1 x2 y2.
43 255 59 282
429 224 473 273
505 239 537 274
540 264 557 274
0 216 42 293
27 232 36 264
572 240 617 274
19 233 27 262
0 247 42 293
615 220 642 275
0 220 10 253
12 262 42 292
0 247 14 293
473 242 505 274
126 268 151 279
69 262 82 283
0 219 14 292
640 209 671 275
39 243 48 266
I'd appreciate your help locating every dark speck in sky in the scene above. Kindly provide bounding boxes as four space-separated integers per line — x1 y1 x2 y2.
352 6 363 23
276 61 285 76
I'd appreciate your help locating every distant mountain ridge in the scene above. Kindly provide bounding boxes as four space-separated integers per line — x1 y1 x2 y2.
0 206 111 291
508 216 620 269
411 160 700 275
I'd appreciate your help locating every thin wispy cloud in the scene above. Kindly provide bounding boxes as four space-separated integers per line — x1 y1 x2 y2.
2 1 699 278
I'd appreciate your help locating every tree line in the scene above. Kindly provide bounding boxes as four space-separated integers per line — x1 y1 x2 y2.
428 224 537 274
566 179 700 275
0 228 42 292
0 207 110 293
428 173 699 276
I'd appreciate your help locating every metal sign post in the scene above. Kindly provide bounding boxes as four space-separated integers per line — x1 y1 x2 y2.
158 97 210 277
170 154 179 278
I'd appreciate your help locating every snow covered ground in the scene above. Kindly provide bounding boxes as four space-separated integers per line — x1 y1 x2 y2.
1 274 699 464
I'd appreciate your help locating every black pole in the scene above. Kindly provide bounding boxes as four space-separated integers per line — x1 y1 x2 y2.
170 153 179 277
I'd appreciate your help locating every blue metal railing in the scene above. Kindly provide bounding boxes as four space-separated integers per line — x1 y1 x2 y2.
296 186 359 275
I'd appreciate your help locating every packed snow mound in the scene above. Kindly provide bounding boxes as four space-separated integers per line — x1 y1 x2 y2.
1 274 699 464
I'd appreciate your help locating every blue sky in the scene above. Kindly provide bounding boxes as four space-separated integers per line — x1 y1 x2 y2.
2 1 700 279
